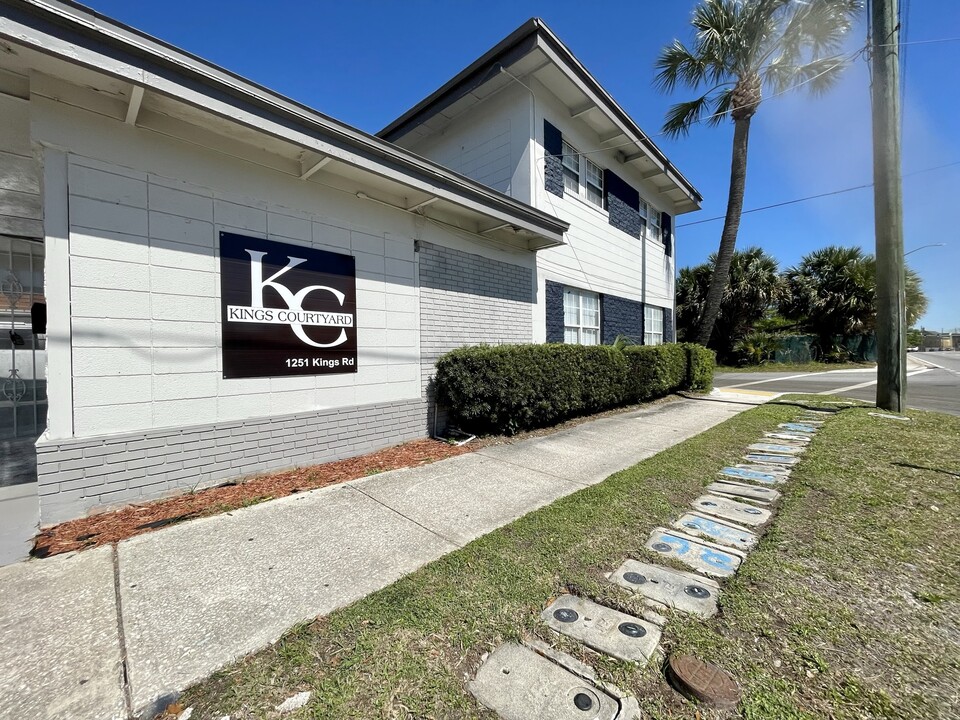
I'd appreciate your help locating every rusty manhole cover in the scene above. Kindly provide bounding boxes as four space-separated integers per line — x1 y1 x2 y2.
666 654 740 709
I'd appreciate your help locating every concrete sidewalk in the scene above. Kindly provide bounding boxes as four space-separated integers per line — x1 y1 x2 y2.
0 391 766 719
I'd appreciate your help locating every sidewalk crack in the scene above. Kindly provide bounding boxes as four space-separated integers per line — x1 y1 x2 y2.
112 544 134 718
346 484 462 549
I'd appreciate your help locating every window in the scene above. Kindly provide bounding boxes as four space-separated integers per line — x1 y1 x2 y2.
648 205 661 242
557 135 605 210
638 199 648 237
564 288 600 345
584 158 604 208
561 140 580 194
644 306 664 346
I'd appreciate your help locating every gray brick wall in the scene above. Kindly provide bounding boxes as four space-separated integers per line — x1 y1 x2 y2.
35 397 427 524
602 295 643 344
545 280 565 343
607 193 641 239
419 241 534 430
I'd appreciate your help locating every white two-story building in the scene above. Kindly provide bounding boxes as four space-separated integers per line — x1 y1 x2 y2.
380 18 701 351
0 4 700 548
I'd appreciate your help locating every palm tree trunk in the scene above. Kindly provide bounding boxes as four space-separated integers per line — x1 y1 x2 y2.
695 116 752 345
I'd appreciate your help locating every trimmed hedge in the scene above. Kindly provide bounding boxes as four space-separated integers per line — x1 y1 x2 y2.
435 341 715 435
622 344 687 401
683 343 716 392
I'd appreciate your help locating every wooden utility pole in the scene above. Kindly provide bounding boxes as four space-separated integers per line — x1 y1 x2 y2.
871 0 906 412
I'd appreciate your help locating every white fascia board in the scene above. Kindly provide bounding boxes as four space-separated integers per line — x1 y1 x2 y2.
0 3 567 245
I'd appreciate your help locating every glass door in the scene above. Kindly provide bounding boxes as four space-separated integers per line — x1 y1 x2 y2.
1 236 45 487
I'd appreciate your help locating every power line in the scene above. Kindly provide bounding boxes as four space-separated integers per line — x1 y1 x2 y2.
676 160 960 228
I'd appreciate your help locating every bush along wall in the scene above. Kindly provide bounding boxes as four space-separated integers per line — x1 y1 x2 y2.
434 342 715 435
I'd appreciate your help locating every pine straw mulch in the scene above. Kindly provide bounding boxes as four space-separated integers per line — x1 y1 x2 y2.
31 438 475 559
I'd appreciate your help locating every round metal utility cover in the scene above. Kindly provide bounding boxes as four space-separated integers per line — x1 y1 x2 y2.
623 571 647 585
652 542 673 553
573 692 594 711
667 654 740 709
553 608 579 623
684 585 711 599
618 622 646 638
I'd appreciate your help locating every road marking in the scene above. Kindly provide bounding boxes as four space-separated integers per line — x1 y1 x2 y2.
818 368 931 394
721 370 860 388
716 388 779 397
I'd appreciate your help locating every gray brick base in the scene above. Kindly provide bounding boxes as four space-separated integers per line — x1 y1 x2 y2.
35 397 427 524
419 241 533 433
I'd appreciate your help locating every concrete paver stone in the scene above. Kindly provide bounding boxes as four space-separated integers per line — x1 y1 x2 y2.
719 467 785 485
469 642 624 720
542 595 661 663
763 432 810 443
742 453 800 466
645 528 744 578
673 512 758 551
746 443 804 455
609 559 720 618
0 546 125 720
705 481 781 504
692 494 773 527
778 423 818 433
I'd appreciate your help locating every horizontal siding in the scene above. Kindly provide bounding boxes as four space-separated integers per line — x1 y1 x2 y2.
0 96 41 238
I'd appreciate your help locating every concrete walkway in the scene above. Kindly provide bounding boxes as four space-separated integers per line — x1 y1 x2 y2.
0 391 767 720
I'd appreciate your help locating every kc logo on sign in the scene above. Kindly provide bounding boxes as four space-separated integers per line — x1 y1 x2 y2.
219 232 358 379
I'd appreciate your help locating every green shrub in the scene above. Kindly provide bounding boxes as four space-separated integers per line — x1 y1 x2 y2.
434 344 629 435
434 341 717 435
682 343 716 392
622 344 688 401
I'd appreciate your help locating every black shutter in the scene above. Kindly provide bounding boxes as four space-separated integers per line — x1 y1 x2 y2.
543 120 564 198
603 169 641 237
543 120 562 156
661 212 673 257
603 169 640 211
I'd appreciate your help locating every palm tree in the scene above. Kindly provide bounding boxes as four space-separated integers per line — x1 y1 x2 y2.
655 0 862 346
780 245 928 359
677 246 783 361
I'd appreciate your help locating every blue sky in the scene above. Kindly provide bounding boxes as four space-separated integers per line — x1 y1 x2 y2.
88 0 960 330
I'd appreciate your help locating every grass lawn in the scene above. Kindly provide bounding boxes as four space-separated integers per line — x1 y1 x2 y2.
716 361 877 374
179 397 959 720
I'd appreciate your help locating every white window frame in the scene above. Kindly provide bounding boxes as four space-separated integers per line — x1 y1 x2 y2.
563 287 601 346
558 138 605 211
561 140 580 195
644 306 664 346
647 203 661 242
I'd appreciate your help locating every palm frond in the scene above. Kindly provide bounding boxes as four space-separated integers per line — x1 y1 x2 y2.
763 55 850 96
654 40 709 93
661 93 724 138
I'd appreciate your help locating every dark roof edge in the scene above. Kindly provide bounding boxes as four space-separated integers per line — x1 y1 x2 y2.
2 0 569 237
378 17 702 205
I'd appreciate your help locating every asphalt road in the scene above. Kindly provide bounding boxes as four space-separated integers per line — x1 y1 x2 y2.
715 351 960 416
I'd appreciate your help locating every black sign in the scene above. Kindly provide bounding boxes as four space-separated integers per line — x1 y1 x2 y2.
219 232 357 378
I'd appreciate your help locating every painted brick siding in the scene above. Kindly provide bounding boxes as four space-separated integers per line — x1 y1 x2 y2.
419 241 534 429
545 280 564 343
601 295 643 344
606 193 641 239
35 397 427 524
